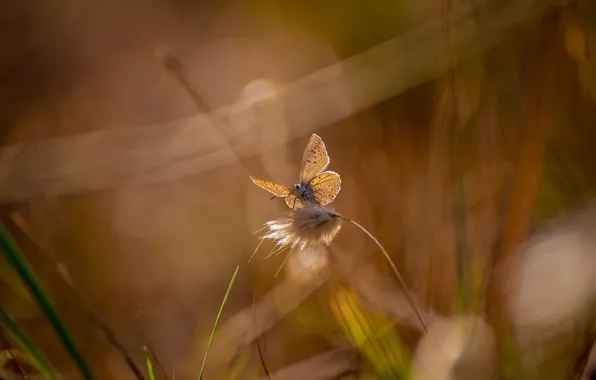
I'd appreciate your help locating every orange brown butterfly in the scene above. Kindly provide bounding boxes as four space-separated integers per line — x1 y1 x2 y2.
250 134 341 209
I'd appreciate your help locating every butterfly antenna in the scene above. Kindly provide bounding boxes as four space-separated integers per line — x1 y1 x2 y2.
247 237 266 264
274 248 294 278
269 196 276 201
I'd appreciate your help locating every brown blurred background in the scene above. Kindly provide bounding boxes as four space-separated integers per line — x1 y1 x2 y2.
1 0 595 379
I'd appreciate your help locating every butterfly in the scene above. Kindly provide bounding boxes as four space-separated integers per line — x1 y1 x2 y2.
250 134 341 209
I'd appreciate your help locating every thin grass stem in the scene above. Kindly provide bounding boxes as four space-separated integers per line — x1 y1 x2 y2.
199 265 240 380
252 295 271 379
8 347 29 380
143 347 155 380
339 217 428 333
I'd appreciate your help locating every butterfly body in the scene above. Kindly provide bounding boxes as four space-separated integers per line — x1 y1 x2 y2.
291 183 318 204
250 134 341 209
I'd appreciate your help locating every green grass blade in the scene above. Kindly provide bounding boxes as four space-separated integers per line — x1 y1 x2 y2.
143 347 155 380
198 265 239 380
0 308 61 380
0 223 96 380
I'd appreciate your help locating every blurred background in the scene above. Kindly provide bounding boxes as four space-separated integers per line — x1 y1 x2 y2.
0 0 595 379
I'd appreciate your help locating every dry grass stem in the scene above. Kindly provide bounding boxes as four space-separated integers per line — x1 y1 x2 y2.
193 273 329 369
339 216 429 333
252 295 271 379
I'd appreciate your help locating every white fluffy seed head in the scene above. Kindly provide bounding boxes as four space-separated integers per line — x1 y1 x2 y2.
260 205 343 252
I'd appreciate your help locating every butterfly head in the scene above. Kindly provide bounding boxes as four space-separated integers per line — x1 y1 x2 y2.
292 183 311 201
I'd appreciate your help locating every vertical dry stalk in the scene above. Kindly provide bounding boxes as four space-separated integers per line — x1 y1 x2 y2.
487 7 562 343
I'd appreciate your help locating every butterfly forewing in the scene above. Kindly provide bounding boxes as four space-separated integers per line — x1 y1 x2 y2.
285 193 304 209
309 171 341 205
299 134 330 183
250 177 292 197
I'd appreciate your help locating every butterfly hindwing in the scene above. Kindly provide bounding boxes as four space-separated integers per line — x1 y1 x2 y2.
299 134 330 183
285 193 304 209
309 171 341 205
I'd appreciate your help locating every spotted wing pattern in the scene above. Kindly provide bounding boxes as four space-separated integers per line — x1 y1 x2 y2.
285 193 304 209
250 177 292 197
309 171 341 205
299 134 330 183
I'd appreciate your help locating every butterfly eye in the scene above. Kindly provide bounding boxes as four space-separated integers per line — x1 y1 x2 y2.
293 184 301 191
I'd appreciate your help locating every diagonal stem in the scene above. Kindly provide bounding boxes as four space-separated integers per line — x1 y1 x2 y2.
339 216 428 332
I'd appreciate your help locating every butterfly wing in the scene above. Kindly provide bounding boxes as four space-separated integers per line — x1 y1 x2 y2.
299 134 330 183
250 177 292 197
285 193 304 209
308 171 341 205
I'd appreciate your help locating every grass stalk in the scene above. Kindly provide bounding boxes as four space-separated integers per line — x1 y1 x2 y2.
339 217 427 333
143 347 155 380
199 265 240 379
0 223 95 380
0 308 60 380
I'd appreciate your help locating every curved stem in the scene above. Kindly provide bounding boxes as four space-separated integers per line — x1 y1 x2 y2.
340 216 428 333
